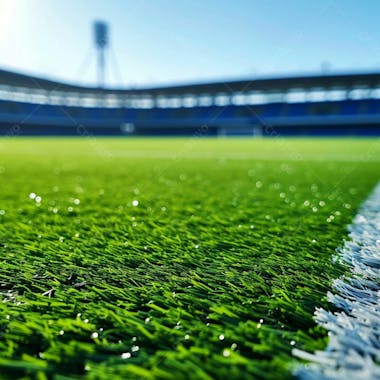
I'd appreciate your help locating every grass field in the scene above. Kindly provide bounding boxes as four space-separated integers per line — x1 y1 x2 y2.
0 137 379 379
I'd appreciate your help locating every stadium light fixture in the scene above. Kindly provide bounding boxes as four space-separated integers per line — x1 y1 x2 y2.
94 21 109 88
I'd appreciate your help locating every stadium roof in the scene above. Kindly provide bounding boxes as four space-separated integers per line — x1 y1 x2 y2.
1 68 380 96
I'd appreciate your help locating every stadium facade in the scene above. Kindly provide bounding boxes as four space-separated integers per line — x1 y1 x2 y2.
1 68 380 136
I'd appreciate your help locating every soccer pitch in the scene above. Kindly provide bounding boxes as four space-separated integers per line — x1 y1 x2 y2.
0 137 379 379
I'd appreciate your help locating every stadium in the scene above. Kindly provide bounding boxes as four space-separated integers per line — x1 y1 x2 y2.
0 2 379 380
1 69 380 137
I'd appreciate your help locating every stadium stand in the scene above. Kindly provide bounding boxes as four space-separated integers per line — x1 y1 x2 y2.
0 69 380 136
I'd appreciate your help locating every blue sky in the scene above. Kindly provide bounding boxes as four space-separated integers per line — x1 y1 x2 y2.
1 0 380 87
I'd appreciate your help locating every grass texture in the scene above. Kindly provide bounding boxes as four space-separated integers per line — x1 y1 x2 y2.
0 137 379 379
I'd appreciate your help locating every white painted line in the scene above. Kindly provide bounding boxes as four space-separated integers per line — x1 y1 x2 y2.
293 181 380 380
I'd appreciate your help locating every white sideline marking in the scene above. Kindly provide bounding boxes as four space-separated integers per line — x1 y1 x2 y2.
293 181 380 379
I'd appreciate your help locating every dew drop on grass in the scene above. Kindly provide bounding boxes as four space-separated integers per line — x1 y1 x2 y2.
74 198 80 205
250 225 254 229
132 200 139 207
35 196 42 203
132 336 137 342
290 340 296 346
257 323 262 328
0 210 5 215
6 315 10 320
84 319 89 323
121 352 131 359
145 317 151 324
194 244 199 249
29 192 36 199
184 334 190 340
219 334 225 341
53 207 58 214
223 349 231 357
231 343 237 350
91 332 98 339
312 239 317 243
311 184 318 192
132 345 140 352
59 237 64 243
59 330 64 335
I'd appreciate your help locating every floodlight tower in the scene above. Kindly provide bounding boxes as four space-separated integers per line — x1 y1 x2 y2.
94 21 109 88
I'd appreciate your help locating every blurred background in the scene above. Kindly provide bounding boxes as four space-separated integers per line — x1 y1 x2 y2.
1 0 380 136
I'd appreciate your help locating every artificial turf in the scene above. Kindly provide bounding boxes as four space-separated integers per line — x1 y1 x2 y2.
0 137 379 379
